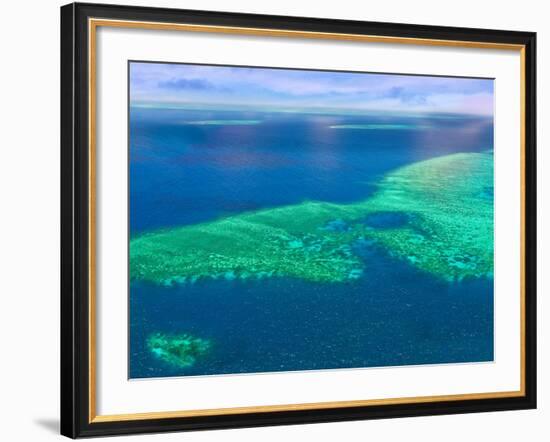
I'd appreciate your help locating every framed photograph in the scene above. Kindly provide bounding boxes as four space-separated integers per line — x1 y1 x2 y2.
60 2 536 438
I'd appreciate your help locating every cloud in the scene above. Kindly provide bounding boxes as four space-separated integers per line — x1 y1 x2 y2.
158 78 215 90
130 62 494 116
383 86 428 105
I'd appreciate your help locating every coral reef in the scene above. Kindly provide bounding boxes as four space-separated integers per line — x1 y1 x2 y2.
130 152 493 284
364 152 493 281
329 124 428 130
147 332 211 367
183 120 261 125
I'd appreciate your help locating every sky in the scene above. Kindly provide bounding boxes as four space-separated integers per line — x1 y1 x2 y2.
130 62 494 116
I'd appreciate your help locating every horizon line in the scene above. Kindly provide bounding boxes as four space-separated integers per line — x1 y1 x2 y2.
130 100 494 117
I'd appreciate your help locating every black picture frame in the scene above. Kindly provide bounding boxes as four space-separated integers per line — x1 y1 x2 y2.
61 2 537 438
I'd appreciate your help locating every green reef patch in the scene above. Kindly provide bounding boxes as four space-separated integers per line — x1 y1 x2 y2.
147 332 211 368
329 124 429 130
183 120 262 126
364 152 493 281
130 152 493 284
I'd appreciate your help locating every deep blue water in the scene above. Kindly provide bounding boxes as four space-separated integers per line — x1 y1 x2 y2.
129 107 494 378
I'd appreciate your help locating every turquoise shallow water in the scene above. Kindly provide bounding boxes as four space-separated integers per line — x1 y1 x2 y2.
129 108 494 378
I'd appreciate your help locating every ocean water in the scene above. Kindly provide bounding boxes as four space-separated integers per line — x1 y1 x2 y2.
129 107 494 378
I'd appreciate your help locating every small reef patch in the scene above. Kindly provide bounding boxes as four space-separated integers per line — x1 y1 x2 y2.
329 124 429 130
147 332 211 368
183 120 261 126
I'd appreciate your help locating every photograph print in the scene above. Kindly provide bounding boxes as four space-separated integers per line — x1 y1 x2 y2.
128 61 494 379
